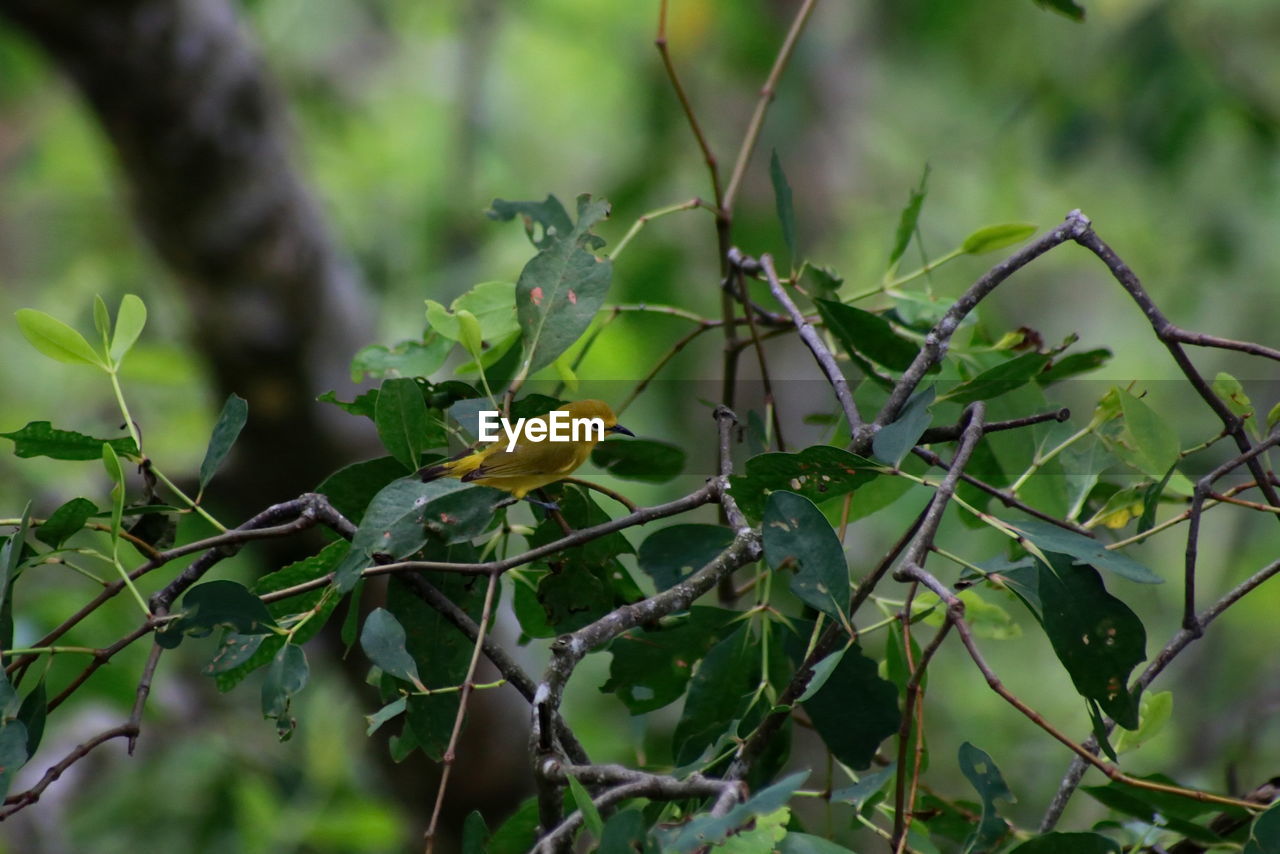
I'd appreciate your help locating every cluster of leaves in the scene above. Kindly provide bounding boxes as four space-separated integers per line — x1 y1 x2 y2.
6 172 1280 854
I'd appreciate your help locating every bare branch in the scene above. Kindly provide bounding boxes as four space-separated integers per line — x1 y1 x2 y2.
752 251 862 432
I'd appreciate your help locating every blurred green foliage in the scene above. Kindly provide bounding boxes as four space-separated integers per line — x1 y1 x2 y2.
2 0 1280 851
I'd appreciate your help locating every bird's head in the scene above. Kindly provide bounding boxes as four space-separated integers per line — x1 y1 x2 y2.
559 399 635 437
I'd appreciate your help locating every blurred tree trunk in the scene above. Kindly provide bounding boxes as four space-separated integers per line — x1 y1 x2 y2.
0 3 532 849
0 0 371 506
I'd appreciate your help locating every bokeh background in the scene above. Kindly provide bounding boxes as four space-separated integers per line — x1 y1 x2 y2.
2 0 1279 851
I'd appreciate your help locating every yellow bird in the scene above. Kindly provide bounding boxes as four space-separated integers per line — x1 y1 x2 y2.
418 399 634 500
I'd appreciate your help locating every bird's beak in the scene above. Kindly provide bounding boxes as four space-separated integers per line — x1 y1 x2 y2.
609 424 635 437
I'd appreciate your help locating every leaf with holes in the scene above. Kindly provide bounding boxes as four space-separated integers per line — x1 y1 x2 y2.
2 422 138 461
261 644 309 741
728 445 882 522
671 624 758 766
497 194 612 376
763 491 849 620
1032 553 1147 729
959 742 1014 853
638 525 736 592
601 607 737 714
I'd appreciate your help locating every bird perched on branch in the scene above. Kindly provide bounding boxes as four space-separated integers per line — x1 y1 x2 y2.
417 399 634 501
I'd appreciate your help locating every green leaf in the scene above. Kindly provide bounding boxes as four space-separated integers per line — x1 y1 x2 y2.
763 491 850 619
488 798 540 854
1099 388 1180 479
35 497 97 548
351 336 452 382
361 607 423 686
566 773 605 840
800 262 843 295
1137 464 1176 535
1006 518 1161 584
504 194 613 376
102 443 125 547
960 223 1037 255
770 149 797 263
390 569 487 761
672 624 758 765
261 643 309 741
942 352 1050 404
0 508 29 612
203 633 267 675
601 607 737 714
599 810 651 854
1213 371 1253 419
660 771 808 854
1032 0 1085 22
2 421 138 461
487 196 575 250
166 580 278 644
317 455 431 523
461 811 490 854
109 294 147 364
93 295 111 351
366 696 408 736
1114 690 1172 754
831 764 897 810
778 832 859 854
1244 801 1280 854
815 298 920 372
1038 348 1112 386
873 386 936 466
590 438 684 483
1008 833 1119 853
17 678 47 760
958 742 1014 853
455 309 485 361
1268 401 1280 432
334 479 504 592
1031 554 1147 728
15 308 107 369
198 393 248 491
728 445 882 522
426 281 520 342
802 644 899 770
375 378 431 473
637 525 736 591
317 388 380 420
1082 775 1228 843
889 165 929 268
0 720 29 800
207 542 350 686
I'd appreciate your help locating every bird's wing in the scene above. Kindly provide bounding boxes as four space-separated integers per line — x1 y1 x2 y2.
464 439 584 480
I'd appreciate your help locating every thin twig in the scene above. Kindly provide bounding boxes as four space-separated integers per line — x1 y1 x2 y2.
753 251 862 432
424 570 500 854
721 0 821 212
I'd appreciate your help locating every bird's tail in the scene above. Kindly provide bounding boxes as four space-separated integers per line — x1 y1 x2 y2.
418 447 483 482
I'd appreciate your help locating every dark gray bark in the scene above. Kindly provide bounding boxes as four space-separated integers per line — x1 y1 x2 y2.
0 0 372 505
